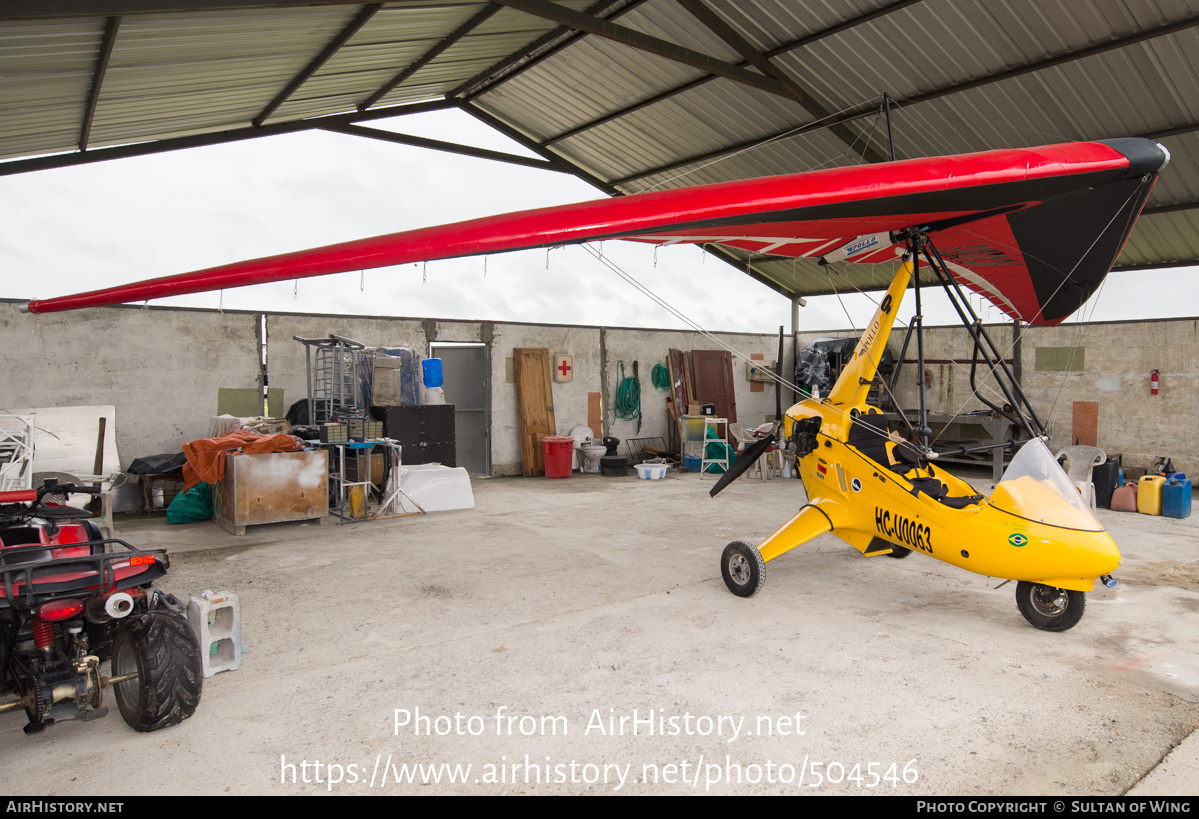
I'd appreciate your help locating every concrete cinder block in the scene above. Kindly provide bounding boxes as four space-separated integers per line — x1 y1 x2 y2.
188 591 242 678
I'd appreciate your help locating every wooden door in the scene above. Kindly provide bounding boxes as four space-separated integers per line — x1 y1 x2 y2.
514 348 555 476
691 350 737 433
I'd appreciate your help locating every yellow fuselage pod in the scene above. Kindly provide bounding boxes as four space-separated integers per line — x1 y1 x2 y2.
761 258 1120 592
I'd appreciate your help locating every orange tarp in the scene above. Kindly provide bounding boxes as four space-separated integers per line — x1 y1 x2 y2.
181 430 303 492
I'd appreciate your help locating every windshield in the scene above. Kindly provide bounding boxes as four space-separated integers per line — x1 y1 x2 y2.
989 439 1105 531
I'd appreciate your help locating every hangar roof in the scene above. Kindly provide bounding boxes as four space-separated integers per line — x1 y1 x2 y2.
3 0 1197 300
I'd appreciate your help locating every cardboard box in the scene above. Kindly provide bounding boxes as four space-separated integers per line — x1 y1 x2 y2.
373 354 403 405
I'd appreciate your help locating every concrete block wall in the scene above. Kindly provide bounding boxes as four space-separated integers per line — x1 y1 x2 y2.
792 318 1196 476
5 298 1191 481
264 310 785 476
1015 318 1199 475
488 322 603 475
601 327 786 446
0 301 261 467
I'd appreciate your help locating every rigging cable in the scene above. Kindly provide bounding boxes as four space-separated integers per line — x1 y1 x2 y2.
935 178 1150 444
580 243 899 444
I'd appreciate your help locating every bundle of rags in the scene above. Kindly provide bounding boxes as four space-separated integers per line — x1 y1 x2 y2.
181 430 303 491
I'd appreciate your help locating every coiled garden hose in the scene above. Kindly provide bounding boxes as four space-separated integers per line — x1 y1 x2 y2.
651 361 670 392
614 360 642 433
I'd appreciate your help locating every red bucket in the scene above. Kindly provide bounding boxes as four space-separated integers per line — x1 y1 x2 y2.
542 435 575 478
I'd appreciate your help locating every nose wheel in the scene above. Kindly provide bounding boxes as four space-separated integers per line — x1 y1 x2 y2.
721 541 765 597
1015 581 1086 631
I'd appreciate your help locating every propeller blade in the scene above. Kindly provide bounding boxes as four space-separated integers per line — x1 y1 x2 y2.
709 433 775 497
775 325 784 422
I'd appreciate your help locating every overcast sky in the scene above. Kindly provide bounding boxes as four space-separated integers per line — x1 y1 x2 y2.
2 108 1194 338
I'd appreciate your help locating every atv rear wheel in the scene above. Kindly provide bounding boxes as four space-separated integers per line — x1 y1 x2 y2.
112 610 202 732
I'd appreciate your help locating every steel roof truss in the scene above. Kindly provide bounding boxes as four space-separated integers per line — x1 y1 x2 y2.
359 4 501 112
0 100 458 177
495 0 805 103
542 0 923 146
453 0 644 100
252 3 381 128
321 122 567 172
79 16 121 153
611 12 1199 189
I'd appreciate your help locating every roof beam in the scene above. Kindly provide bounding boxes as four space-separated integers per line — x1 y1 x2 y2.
893 13 1199 111
1 1 370 18
674 0 886 163
454 0 644 100
609 12 1199 189
459 102 619 195
675 0 793 88
320 123 567 172
1143 121 1199 140
0 99 456 177
79 16 120 151
543 0 922 146
252 3 380 127
1141 200 1199 216
1113 259 1199 272
494 0 805 103
359 4 500 111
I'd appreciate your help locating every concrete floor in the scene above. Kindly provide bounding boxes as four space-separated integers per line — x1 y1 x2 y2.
3 468 1198 796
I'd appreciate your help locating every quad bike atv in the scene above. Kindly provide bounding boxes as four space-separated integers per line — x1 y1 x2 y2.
0 479 202 733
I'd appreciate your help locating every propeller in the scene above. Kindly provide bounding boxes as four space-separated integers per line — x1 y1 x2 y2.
709 327 788 498
709 431 777 497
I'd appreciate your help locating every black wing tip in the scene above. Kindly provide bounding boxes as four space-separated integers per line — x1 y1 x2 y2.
1097 138 1171 176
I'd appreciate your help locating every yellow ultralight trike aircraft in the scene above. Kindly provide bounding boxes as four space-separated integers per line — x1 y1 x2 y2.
713 243 1121 631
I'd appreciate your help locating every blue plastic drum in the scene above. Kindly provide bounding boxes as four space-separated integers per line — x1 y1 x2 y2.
421 357 444 388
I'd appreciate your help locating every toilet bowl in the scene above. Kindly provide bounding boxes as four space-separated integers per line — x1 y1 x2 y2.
579 445 607 473
568 425 597 472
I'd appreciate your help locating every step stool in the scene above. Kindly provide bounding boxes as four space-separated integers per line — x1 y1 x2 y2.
187 591 242 678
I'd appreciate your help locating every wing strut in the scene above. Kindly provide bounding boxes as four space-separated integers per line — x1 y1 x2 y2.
921 238 1044 440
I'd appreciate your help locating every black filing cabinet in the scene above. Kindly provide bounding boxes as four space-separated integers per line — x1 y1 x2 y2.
370 405 457 467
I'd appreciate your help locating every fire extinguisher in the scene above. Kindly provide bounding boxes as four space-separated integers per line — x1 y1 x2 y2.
1150 369 1159 395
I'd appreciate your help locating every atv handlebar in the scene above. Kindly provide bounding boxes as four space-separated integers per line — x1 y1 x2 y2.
36 478 103 497
0 479 103 524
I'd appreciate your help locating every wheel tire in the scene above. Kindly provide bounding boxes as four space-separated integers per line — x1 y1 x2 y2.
1015 581 1086 632
721 541 765 598
875 537 912 559
112 610 203 732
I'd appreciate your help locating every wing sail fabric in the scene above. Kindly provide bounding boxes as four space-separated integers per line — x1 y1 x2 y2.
24 139 1168 326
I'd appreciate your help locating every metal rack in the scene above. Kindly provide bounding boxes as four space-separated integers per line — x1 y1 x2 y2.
293 334 366 424
0 414 35 492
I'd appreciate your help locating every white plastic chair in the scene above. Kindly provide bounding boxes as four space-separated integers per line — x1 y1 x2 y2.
730 423 778 481
1056 445 1106 508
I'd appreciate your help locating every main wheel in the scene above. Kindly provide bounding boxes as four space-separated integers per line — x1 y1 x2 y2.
872 537 912 559
1015 581 1086 632
112 611 203 732
721 541 765 598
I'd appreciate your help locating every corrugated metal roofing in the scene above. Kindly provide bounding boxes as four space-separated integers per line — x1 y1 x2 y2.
1 0 1197 300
